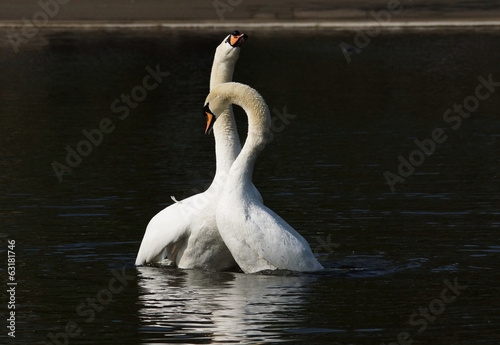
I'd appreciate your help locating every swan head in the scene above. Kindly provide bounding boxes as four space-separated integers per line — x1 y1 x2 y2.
203 103 218 135
215 30 248 62
203 89 233 135
203 83 270 136
226 30 247 48
203 83 238 135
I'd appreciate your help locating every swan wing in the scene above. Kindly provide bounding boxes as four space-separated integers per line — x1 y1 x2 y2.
242 201 323 272
135 193 204 265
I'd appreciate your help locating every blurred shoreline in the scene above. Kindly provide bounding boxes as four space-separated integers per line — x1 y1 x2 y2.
1 20 500 28
1 0 500 30
1 23 500 34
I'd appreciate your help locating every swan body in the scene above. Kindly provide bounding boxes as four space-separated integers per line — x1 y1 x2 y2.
204 82 324 273
135 32 248 269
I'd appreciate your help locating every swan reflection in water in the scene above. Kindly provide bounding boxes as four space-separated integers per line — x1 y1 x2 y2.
137 266 317 343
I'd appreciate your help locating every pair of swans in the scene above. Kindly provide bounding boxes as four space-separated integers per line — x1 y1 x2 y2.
136 32 323 273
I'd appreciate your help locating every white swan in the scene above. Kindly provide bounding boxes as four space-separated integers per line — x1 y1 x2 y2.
204 82 324 273
135 31 249 270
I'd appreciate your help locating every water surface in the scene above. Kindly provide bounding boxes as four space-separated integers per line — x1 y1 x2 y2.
0 28 499 344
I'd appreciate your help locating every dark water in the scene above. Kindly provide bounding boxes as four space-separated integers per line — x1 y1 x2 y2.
1 28 499 344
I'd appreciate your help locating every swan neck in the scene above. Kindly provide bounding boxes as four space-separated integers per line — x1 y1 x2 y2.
209 42 241 181
226 84 271 181
210 63 234 91
210 44 239 91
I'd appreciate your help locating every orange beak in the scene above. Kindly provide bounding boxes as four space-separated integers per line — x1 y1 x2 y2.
204 104 216 135
227 31 248 47
205 112 215 135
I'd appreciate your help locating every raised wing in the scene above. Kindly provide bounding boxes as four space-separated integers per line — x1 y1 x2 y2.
135 194 202 265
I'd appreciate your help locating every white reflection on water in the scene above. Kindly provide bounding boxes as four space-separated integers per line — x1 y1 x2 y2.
136 266 316 344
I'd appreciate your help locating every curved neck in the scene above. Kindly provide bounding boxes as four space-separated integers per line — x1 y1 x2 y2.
220 83 271 184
